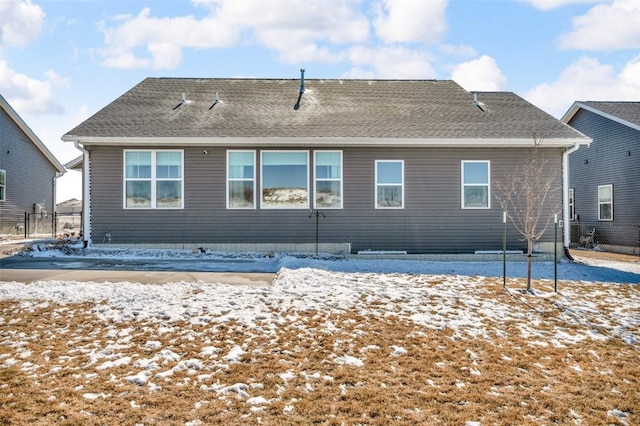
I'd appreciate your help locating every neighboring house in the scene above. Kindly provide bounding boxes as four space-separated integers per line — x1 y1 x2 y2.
57 198 82 214
62 77 589 254
0 94 65 234
56 197 83 233
562 101 640 253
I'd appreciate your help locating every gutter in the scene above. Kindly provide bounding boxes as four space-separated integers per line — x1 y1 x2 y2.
562 139 591 252
74 141 92 247
61 136 584 148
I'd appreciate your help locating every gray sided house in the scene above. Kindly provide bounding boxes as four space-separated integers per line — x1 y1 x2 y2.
63 78 589 254
0 94 65 233
562 101 640 253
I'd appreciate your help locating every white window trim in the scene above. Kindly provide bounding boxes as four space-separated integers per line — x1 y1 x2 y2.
226 150 256 210
461 160 491 209
0 169 5 202
568 188 575 220
375 160 404 209
598 184 613 221
260 150 310 210
314 150 343 210
123 149 184 209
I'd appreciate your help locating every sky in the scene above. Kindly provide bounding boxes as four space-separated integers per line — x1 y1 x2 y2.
1 0 639 203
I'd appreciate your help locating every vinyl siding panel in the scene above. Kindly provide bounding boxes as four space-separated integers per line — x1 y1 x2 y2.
89 145 563 253
0 107 57 216
568 109 640 222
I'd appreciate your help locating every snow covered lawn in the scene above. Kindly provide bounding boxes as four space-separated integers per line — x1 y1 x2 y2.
1 265 638 425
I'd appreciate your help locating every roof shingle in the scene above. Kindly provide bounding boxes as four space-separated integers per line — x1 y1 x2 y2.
579 101 640 128
64 78 585 141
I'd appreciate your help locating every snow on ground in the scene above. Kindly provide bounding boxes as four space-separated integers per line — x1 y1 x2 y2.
0 241 638 424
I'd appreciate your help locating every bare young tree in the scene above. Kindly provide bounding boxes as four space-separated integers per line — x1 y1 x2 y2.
495 132 561 292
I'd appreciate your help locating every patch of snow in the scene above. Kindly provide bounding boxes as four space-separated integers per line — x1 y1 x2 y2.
83 393 108 400
247 396 269 405
391 345 407 356
223 346 245 363
608 409 630 425
335 355 364 367
218 383 249 398
125 371 151 386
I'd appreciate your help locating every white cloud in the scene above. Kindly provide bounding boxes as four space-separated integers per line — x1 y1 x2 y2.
211 0 369 48
99 1 368 70
345 46 436 79
521 0 602 11
438 44 477 58
100 51 148 70
373 0 448 44
277 44 345 65
44 70 70 88
559 0 640 50
99 7 239 69
0 59 64 114
523 55 640 117
0 0 45 49
450 55 507 92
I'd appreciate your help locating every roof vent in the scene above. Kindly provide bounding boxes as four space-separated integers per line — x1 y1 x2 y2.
473 93 486 112
173 93 186 110
209 92 220 110
294 68 305 110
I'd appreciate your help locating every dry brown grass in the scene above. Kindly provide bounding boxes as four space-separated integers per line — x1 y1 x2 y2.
570 248 640 264
0 277 638 425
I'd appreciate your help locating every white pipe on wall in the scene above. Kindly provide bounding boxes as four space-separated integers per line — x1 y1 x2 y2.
74 141 92 247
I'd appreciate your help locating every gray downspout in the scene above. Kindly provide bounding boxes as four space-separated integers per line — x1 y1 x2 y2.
74 141 91 247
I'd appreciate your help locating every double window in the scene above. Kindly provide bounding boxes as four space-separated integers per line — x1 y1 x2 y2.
598 184 613 221
461 161 490 209
315 151 342 209
124 150 183 209
227 151 256 208
0 169 5 201
375 160 404 208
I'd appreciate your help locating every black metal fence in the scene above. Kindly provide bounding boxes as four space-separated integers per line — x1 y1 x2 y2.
0 211 81 239
570 221 640 254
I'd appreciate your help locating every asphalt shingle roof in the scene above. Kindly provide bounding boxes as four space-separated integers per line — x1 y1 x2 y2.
64 78 585 141
579 101 640 128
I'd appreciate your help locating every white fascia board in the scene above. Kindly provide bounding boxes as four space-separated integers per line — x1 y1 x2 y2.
560 102 582 124
61 136 587 148
64 155 83 170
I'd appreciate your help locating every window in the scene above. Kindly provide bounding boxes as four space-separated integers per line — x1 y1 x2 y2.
124 150 183 209
569 188 575 220
315 151 342 209
375 160 403 208
0 169 5 201
227 151 255 209
261 151 309 209
462 161 490 209
598 184 613 221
